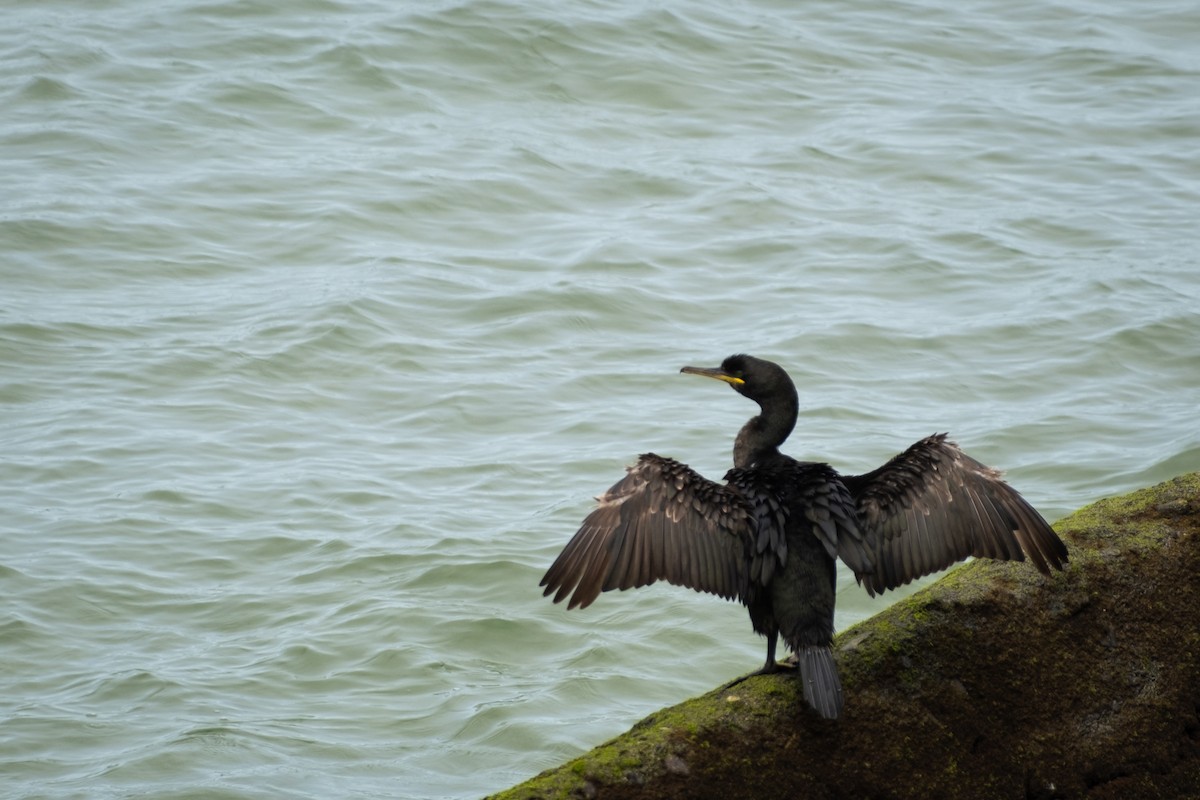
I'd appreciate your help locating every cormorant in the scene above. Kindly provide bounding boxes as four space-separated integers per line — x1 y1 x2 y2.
540 354 1068 720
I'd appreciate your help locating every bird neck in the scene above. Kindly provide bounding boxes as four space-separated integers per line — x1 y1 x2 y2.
732 391 797 468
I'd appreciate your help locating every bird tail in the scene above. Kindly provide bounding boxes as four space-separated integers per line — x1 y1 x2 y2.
799 645 843 720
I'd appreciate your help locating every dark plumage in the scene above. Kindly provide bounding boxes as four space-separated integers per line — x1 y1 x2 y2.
540 354 1068 719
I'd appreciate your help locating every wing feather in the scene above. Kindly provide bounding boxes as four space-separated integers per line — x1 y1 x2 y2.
726 460 872 577
798 465 870 575
540 453 755 610
844 433 1069 596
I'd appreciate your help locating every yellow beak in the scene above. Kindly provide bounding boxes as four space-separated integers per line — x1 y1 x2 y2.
680 365 744 386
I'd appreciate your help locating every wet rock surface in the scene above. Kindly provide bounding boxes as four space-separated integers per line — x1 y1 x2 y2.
491 473 1200 800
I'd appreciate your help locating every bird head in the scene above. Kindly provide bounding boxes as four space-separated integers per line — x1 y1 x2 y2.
680 354 792 404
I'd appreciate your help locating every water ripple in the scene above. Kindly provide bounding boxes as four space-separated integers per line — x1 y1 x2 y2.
3 0 1198 797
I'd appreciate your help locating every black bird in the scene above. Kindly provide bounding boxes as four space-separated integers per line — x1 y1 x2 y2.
540 354 1068 719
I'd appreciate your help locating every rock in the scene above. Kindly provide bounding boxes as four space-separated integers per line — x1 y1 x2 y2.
490 473 1200 800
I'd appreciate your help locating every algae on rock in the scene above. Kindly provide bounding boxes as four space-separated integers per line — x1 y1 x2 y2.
491 473 1200 799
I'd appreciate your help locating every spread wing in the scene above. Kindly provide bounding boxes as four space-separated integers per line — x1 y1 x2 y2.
540 453 756 610
842 433 1068 596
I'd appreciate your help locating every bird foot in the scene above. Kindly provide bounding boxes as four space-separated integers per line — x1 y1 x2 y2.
756 658 798 675
719 659 797 691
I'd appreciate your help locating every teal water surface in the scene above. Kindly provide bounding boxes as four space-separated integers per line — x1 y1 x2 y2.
3 0 1199 797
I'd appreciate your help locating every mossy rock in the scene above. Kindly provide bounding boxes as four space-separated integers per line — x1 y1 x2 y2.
490 473 1200 799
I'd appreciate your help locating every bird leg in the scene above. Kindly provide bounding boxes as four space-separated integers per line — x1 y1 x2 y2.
719 631 796 691
755 629 788 674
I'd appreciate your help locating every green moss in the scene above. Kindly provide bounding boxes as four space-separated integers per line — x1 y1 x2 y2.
488 472 1200 800
1054 472 1200 550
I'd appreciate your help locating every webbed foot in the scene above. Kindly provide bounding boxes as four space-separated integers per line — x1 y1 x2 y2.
719 658 797 691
